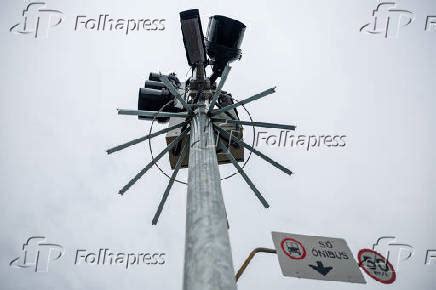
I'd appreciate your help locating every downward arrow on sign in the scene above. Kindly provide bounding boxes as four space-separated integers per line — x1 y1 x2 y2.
309 261 333 276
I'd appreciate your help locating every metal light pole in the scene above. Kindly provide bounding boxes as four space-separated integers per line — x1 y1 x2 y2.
108 8 295 290
183 67 237 290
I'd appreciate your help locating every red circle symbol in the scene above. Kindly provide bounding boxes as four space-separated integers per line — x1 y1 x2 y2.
280 238 306 260
358 248 396 284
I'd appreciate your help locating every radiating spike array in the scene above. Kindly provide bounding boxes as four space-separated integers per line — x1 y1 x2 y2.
111 83 294 221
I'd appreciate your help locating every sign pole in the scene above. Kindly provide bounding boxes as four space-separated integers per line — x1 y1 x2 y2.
183 66 237 290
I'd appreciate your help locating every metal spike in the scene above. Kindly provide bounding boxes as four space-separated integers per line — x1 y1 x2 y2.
107 121 188 155
215 103 238 121
212 118 296 131
106 122 187 154
214 124 293 176
159 75 192 113
208 66 232 113
216 140 270 208
118 127 190 196
210 87 276 116
152 142 188 225
117 109 190 119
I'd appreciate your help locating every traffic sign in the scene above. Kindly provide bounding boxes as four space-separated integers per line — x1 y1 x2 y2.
358 248 396 284
271 231 366 284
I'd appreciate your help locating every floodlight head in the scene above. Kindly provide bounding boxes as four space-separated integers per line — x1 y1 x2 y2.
137 72 185 122
137 88 182 123
205 15 245 82
180 9 207 67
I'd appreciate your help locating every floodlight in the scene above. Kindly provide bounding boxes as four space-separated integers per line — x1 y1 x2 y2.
137 88 182 122
180 9 207 67
205 15 246 82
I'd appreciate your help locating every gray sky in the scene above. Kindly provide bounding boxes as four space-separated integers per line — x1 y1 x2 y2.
1 0 435 289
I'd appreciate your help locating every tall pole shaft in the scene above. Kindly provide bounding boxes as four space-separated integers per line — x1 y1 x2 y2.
183 100 237 290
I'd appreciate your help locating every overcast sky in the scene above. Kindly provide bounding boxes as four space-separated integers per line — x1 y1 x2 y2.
1 0 435 289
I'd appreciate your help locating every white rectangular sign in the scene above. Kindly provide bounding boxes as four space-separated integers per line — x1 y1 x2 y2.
272 231 366 284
